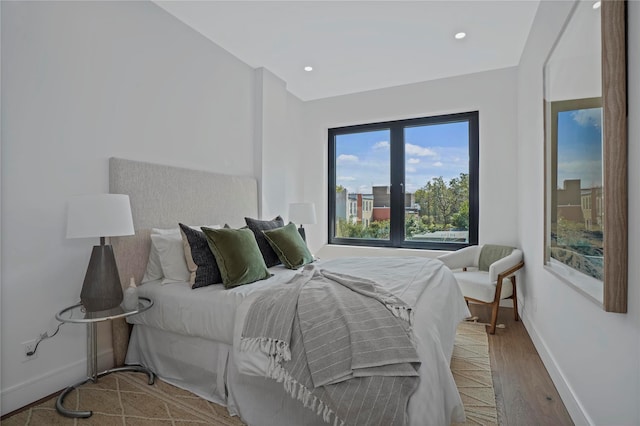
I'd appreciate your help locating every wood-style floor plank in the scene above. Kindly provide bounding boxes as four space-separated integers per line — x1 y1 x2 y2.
468 304 574 426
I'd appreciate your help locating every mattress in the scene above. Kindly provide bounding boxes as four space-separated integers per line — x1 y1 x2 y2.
128 265 300 345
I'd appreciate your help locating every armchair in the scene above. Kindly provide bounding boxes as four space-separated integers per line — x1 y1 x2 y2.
438 245 524 334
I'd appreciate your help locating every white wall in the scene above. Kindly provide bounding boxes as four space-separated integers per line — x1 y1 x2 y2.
254 68 305 220
0 1 263 414
517 1 640 424
0 2 3 415
301 67 519 256
285 92 306 211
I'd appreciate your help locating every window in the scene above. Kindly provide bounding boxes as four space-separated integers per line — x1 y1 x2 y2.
328 111 479 250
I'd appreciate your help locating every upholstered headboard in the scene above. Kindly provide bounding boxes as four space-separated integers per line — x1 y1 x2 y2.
109 157 258 365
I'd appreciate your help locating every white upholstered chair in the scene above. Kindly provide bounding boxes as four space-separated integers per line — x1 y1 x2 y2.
438 245 524 334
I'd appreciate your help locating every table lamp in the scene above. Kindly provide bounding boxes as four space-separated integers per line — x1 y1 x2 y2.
288 202 317 242
66 194 135 312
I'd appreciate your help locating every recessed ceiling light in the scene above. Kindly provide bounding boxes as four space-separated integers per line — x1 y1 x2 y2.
454 32 466 40
304 66 313 72
593 1 601 9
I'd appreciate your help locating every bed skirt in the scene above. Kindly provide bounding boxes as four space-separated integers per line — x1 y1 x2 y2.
126 325 328 425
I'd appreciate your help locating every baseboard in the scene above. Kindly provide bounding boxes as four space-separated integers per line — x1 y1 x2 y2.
520 309 593 426
0 349 113 416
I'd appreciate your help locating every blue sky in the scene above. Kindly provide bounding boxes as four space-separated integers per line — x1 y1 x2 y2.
557 107 602 189
335 121 469 194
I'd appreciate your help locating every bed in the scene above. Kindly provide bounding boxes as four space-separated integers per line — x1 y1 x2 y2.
109 158 470 426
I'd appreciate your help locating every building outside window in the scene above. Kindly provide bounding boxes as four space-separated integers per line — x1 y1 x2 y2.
328 111 479 250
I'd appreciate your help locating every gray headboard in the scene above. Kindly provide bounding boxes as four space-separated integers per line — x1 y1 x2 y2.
109 157 258 365
110 157 257 230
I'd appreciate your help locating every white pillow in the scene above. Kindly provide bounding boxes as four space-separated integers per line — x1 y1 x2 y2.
141 225 221 285
151 232 191 284
141 227 179 284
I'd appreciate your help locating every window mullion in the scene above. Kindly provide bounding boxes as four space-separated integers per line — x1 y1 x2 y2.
468 114 479 246
390 125 405 247
328 132 337 242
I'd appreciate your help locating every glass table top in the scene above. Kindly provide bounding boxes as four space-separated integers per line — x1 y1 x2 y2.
55 297 153 323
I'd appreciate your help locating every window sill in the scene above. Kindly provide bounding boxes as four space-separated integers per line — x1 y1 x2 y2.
316 244 448 260
544 258 603 307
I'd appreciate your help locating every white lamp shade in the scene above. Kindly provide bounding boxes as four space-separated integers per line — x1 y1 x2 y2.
288 202 317 225
66 194 135 239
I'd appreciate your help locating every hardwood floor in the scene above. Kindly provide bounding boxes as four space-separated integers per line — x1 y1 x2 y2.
468 304 574 426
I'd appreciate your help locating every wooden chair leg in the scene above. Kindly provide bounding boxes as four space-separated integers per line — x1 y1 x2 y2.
489 300 500 334
511 276 519 322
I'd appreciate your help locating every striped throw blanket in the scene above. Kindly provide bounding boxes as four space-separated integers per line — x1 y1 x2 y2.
240 264 420 426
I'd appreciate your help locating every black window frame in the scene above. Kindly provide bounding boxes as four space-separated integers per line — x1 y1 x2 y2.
328 111 479 251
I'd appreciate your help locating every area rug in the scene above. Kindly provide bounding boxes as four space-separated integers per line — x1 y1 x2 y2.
3 322 496 425
1 373 244 426
452 321 498 425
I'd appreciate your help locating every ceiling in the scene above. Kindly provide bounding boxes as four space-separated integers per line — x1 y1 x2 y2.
155 1 540 101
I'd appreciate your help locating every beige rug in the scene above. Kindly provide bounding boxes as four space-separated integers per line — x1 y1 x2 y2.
1 373 243 426
452 322 498 426
3 322 496 425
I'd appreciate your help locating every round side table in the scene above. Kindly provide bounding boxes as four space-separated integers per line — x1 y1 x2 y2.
54 297 155 418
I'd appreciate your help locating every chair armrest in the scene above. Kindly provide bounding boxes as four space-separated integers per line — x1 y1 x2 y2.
489 249 524 283
438 245 482 270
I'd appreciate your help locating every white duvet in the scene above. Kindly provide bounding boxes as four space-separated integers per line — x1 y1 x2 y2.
129 257 469 425
128 265 301 345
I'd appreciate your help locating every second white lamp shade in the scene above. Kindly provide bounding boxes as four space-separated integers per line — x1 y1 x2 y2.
288 202 317 226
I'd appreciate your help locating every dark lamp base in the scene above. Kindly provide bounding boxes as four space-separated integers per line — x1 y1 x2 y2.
298 226 306 242
80 245 123 312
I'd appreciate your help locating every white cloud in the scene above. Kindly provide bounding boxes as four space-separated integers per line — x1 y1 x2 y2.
407 158 420 164
433 161 443 167
406 143 436 157
406 166 417 173
337 154 359 163
405 183 419 193
337 176 356 181
571 109 602 128
374 141 390 150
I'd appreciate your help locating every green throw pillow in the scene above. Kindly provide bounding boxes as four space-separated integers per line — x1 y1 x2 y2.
202 227 272 288
263 222 314 269
478 244 514 272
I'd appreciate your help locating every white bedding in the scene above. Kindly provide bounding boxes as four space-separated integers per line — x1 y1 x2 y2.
128 265 300 345
127 257 470 425
235 257 470 425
